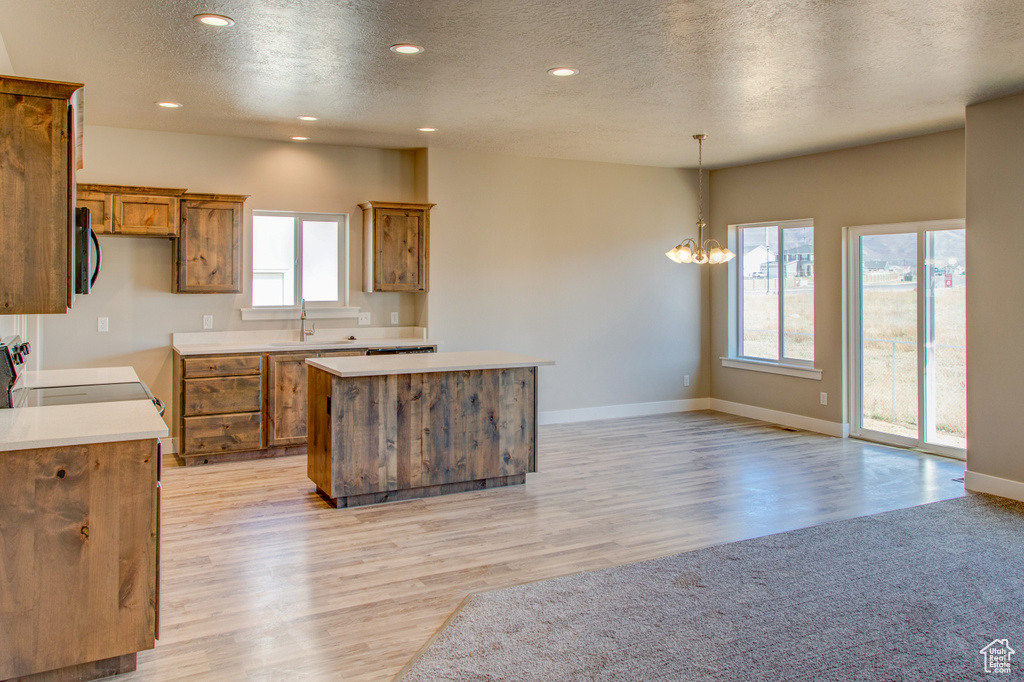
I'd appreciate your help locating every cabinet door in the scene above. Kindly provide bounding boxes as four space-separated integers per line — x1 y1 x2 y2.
112 194 179 236
377 208 427 291
267 352 317 447
361 202 432 293
175 199 242 293
267 350 365 447
77 188 113 234
0 92 71 314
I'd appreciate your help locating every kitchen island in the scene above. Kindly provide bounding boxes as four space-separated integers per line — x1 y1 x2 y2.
306 351 553 508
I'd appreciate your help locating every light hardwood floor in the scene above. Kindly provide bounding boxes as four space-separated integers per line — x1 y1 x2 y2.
129 411 965 681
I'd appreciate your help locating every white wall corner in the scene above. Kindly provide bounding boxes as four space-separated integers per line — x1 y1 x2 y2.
161 436 178 454
709 398 847 438
964 471 1024 503
539 398 711 426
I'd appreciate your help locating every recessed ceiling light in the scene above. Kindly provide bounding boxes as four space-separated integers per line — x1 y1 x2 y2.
155 101 183 108
297 115 319 121
547 67 579 77
291 136 309 141
417 127 438 132
194 13 235 27
390 44 424 55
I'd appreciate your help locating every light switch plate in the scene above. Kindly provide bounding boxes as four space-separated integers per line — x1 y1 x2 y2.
203 315 213 329
358 312 371 326
391 312 399 324
97 317 109 333
820 392 828 406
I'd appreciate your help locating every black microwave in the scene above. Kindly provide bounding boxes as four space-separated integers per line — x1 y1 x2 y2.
75 206 102 294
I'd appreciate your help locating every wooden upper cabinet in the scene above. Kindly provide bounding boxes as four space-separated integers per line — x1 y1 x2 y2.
360 201 434 292
0 76 83 314
77 184 186 236
174 193 247 293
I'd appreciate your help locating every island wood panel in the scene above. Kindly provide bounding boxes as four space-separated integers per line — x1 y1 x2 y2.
182 413 262 454
182 375 262 416
182 354 262 378
308 366 537 505
0 439 156 681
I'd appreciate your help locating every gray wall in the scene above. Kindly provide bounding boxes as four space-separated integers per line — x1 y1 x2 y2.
426 148 708 413
965 93 1024 487
708 130 966 425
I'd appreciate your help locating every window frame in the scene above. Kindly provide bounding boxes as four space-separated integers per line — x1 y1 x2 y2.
241 210 356 321
724 218 820 379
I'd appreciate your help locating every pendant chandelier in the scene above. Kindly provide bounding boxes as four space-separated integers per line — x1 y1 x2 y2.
665 134 735 265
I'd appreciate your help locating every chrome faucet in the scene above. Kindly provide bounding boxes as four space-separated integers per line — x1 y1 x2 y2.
300 299 316 341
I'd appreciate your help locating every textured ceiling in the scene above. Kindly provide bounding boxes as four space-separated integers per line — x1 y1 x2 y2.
1 0 1023 167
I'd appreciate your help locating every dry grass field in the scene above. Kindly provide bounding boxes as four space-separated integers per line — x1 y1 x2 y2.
741 279 966 449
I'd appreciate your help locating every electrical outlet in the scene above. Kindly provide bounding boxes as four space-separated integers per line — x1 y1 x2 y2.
684 375 690 387
203 315 213 329
358 312 371 326
97 317 109 333
391 312 399 325
820 392 828 406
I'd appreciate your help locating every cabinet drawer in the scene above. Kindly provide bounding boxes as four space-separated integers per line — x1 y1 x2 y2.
183 354 262 378
112 194 179 236
183 413 262 454
184 375 262 416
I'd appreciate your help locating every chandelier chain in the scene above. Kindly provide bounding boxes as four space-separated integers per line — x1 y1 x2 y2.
697 136 703 225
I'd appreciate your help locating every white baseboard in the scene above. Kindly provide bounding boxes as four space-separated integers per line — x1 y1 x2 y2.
161 437 178 454
539 398 711 426
964 471 1024 503
709 398 848 438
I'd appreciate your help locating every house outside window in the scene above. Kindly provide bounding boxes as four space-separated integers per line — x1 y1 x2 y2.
730 219 815 369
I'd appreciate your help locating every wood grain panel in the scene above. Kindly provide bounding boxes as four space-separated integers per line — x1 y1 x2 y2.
76 188 112 234
311 366 538 503
306 366 333 494
182 354 262 378
0 440 156 680
175 197 244 294
360 201 433 293
112 194 178 236
0 93 70 314
182 413 262 454
267 352 317 447
183 375 261 416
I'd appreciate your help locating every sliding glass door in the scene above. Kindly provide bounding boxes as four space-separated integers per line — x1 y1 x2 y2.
848 220 966 459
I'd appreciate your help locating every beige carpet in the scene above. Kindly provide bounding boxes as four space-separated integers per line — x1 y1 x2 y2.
399 494 1024 681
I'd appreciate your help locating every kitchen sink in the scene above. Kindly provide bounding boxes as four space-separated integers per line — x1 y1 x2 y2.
266 340 353 347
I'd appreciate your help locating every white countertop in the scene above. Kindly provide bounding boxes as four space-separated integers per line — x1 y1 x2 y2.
21 366 140 388
172 327 439 356
1 366 168 452
307 351 555 378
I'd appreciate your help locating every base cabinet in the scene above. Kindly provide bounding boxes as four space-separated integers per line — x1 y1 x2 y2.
0 439 158 681
177 347 384 465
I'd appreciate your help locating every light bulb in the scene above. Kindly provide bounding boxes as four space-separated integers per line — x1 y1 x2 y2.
709 248 725 263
